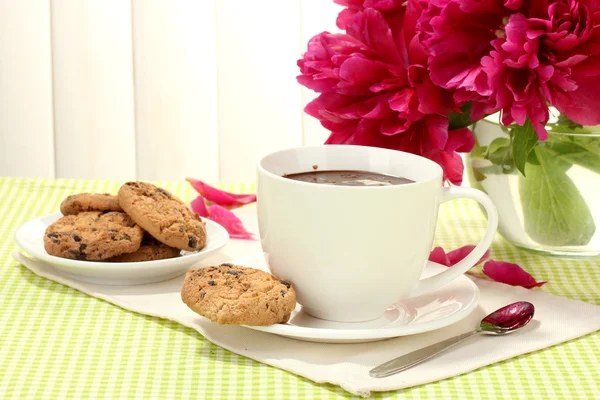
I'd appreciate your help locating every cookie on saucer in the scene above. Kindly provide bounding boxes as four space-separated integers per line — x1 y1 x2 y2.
118 182 207 251
60 193 123 215
181 263 296 325
44 211 144 260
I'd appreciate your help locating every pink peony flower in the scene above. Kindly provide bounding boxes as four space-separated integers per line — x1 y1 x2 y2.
297 33 395 96
535 1 600 126
418 0 600 139
482 14 553 137
298 7 474 184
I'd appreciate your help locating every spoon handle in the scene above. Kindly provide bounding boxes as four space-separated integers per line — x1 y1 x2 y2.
369 330 481 378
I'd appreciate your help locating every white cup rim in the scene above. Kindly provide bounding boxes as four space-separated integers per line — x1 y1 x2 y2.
257 144 443 189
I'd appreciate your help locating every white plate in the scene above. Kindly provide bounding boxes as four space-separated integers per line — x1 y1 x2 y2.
14 212 229 285
241 257 479 343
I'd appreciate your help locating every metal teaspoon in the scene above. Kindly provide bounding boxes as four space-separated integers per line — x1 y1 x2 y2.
369 301 535 378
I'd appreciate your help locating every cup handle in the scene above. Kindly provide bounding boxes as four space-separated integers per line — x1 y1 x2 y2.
406 187 498 298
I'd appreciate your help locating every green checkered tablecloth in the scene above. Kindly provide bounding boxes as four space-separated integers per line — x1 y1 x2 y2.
1 177 599 399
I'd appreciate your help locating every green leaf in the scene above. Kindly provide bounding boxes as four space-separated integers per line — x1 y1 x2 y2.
469 130 486 159
519 147 596 246
556 114 584 131
560 151 600 174
465 164 488 186
569 134 600 155
526 145 541 165
511 119 540 176
548 114 600 134
474 164 515 176
485 137 513 168
545 134 600 174
471 167 487 182
448 102 473 130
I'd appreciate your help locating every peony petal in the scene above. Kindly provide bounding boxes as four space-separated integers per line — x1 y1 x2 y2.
324 124 357 144
344 8 407 67
447 245 490 266
206 204 255 240
482 260 547 288
409 65 445 115
186 178 256 209
446 127 475 153
429 53 478 90
424 114 449 150
350 118 386 145
363 0 406 12
429 245 489 267
190 195 255 240
190 196 209 217
388 88 420 118
552 62 600 126
430 249 546 288
380 117 411 135
429 246 451 266
361 95 394 119
434 151 465 186
338 57 392 93
404 1 422 53
336 8 358 30
504 0 524 10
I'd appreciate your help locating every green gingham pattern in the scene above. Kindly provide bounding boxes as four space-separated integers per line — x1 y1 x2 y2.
1 177 598 399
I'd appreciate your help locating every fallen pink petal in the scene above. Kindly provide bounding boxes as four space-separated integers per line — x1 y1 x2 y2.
446 245 490 266
186 177 256 209
429 245 489 267
207 205 255 240
190 196 210 217
190 195 255 240
428 246 451 266
482 260 547 289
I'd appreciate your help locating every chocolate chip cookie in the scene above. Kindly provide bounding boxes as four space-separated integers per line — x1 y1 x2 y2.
60 193 123 215
107 234 181 262
44 211 144 260
181 263 296 325
118 182 207 251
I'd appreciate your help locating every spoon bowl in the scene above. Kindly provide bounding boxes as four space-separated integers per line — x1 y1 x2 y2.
480 301 535 334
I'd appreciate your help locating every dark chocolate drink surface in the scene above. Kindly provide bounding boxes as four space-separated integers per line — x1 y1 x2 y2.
283 170 414 186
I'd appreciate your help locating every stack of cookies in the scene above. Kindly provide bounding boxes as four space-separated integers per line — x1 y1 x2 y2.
43 182 207 262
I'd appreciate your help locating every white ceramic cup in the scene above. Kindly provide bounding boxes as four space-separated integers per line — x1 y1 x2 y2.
257 145 498 322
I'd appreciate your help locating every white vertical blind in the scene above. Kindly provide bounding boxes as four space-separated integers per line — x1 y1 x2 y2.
51 0 137 180
132 0 220 182
0 1 55 178
215 0 304 182
0 0 340 181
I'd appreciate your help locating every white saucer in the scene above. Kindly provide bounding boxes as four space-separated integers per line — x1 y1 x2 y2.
238 256 480 343
14 212 229 285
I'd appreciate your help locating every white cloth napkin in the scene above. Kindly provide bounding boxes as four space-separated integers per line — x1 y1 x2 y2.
13 208 600 397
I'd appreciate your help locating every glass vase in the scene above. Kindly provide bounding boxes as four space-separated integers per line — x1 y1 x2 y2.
467 114 600 257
